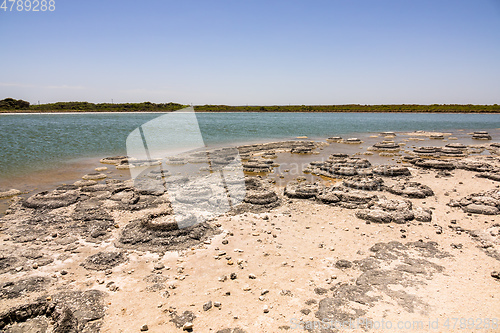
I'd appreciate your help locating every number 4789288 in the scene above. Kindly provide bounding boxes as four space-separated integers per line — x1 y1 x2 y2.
1 0 55 11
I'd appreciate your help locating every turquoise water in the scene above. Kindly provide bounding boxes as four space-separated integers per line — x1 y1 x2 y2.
1 112 500 179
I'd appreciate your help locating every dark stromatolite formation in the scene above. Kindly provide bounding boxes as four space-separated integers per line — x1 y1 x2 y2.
356 198 432 223
23 189 80 210
448 189 500 215
284 181 324 199
386 181 434 198
455 159 493 172
242 159 274 173
472 131 492 140
237 140 318 155
81 252 127 271
233 177 281 213
307 155 373 179
291 146 313 154
0 290 106 332
368 141 400 151
413 146 440 156
411 158 455 170
318 186 378 209
372 165 411 177
326 136 342 142
100 156 128 164
315 241 448 327
342 177 384 191
477 172 500 182
117 211 218 252
0 276 51 299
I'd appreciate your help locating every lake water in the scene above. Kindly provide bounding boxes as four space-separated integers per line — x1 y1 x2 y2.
1 112 500 181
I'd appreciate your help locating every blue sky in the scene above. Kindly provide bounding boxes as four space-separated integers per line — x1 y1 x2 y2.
1 0 499 105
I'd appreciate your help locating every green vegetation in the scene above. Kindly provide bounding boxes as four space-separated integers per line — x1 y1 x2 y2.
0 98 30 110
0 99 186 113
0 98 499 113
194 104 500 113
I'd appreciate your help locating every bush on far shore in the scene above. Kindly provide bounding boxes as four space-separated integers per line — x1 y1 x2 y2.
0 98 499 113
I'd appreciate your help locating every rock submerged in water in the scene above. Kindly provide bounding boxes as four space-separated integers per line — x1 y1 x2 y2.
472 131 492 140
0 189 22 199
82 172 107 180
368 141 400 151
100 156 128 164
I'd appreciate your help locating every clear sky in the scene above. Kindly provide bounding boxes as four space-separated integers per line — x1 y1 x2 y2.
1 0 499 105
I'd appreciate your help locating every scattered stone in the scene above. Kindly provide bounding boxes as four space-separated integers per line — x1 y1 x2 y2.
183 322 194 331
154 262 165 270
203 301 213 311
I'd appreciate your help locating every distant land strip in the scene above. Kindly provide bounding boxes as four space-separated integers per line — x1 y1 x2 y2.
1 98 499 113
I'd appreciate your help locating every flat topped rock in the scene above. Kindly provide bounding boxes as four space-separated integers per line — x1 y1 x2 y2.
343 177 384 191
23 189 80 209
463 204 499 215
413 159 455 170
100 156 127 164
343 138 363 143
0 189 22 199
284 181 323 199
440 147 466 156
445 143 467 149
370 141 400 150
448 189 500 215
372 165 411 176
387 181 434 198
413 146 440 154
82 173 107 180
291 146 314 154
472 132 492 140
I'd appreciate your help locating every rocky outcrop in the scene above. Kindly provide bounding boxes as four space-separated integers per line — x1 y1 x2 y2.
284 181 323 199
386 181 434 198
356 198 432 223
448 189 500 215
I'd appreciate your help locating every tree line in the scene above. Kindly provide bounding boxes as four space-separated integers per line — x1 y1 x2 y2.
1 98 499 113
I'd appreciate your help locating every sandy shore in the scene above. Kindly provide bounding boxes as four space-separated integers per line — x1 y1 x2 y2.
0 131 499 333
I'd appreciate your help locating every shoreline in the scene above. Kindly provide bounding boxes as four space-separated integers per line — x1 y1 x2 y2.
0 130 500 332
3 110 500 114
1 128 499 214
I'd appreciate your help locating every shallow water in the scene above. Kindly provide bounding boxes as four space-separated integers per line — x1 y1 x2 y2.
1 112 499 180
